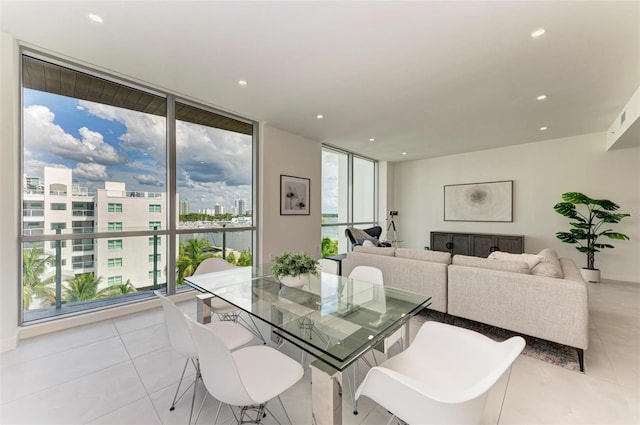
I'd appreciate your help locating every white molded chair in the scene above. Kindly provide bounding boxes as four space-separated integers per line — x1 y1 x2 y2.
318 258 339 275
194 258 266 343
348 265 383 285
355 321 526 425
347 265 403 414
186 315 304 425
156 291 253 425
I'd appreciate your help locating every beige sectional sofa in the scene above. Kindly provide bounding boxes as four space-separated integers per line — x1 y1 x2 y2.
341 246 451 313
341 246 589 371
448 251 589 371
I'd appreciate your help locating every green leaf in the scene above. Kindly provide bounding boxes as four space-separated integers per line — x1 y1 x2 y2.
561 192 592 204
553 202 578 218
593 243 615 249
591 198 619 211
577 246 599 254
556 232 578 243
602 232 630 240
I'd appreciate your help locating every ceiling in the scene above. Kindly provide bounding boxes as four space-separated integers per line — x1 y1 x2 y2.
1 1 639 162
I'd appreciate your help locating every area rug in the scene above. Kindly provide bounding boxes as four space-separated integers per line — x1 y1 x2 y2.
416 310 581 372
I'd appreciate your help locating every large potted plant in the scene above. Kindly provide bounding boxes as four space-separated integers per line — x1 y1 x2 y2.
554 192 630 282
271 251 319 287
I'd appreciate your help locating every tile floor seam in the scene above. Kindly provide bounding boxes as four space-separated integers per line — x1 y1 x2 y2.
113 318 159 400
80 393 155 425
0 329 120 370
0 357 134 408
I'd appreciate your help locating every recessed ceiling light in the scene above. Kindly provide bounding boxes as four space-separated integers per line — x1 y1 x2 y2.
88 13 103 23
238 80 248 86
401 152 407 156
531 28 546 38
369 138 375 142
316 114 324 119
536 94 547 101
540 126 548 131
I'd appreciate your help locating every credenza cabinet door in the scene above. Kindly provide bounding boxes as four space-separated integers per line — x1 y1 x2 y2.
430 231 524 257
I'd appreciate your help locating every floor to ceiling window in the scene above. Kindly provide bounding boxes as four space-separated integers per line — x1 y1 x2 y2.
20 51 257 323
321 146 378 256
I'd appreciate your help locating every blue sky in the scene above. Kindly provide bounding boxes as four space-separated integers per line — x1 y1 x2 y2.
23 89 252 213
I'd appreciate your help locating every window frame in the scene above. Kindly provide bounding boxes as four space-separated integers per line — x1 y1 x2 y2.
18 48 259 325
321 145 379 251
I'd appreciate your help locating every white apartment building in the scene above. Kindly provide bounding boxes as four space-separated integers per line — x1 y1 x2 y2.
23 167 167 302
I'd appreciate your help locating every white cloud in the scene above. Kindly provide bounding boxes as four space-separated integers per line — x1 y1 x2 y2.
24 105 125 166
73 163 109 181
79 100 166 163
135 174 163 186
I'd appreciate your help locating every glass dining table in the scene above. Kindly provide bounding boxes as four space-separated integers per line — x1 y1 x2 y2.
184 264 431 425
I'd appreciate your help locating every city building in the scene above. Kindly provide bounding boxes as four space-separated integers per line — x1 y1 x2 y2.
23 166 167 303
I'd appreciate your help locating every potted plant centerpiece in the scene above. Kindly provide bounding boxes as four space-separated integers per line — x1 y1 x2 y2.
271 251 319 287
554 192 630 283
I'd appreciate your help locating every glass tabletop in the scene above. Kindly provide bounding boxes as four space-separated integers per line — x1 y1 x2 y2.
184 264 431 371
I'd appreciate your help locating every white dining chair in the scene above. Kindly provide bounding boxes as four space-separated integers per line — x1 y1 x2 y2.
186 315 304 425
355 321 526 425
318 258 339 275
346 265 404 414
155 291 253 425
193 258 266 343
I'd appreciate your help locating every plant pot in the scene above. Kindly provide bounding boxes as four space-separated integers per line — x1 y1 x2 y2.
580 268 601 283
280 273 310 288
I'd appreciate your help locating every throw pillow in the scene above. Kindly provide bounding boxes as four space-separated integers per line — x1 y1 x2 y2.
488 251 544 269
531 248 564 278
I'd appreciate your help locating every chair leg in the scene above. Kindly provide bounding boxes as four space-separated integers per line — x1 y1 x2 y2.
170 358 190 411
276 395 294 425
187 360 200 425
237 314 267 344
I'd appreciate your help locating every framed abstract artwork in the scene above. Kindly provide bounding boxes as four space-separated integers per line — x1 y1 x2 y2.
444 180 513 222
280 175 310 215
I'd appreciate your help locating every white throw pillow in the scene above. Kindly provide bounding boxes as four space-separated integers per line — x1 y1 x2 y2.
488 251 544 269
362 239 377 247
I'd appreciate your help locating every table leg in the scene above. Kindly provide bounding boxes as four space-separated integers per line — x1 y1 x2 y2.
196 294 213 324
310 360 342 425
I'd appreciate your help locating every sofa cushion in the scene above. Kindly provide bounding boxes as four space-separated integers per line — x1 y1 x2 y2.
395 248 452 264
531 248 564 278
353 246 396 256
488 251 544 269
452 255 531 274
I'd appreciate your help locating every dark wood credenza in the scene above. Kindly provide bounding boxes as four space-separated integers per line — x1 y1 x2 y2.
430 231 524 258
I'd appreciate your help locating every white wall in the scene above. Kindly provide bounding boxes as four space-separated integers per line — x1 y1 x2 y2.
391 132 640 283
0 32 20 351
259 125 322 262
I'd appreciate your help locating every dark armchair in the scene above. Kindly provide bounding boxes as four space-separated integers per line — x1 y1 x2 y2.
345 226 392 247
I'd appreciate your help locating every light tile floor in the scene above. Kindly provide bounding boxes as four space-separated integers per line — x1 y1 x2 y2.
1 279 638 425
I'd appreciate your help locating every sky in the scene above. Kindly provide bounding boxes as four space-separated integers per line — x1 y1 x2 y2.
23 89 253 213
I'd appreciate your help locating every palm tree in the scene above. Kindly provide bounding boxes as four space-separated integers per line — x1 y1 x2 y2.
176 238 214 284
98 279 137 298
22 244 56 309
64 273 102 302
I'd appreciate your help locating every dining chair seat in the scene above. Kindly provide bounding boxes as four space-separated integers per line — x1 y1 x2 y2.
156 291 253 425
187 315 304 424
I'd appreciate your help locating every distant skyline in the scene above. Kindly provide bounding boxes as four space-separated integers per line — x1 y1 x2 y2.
23 89 252 213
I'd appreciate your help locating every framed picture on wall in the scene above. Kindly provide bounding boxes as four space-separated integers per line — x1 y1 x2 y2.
280 175 310 215
444 180 513 222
